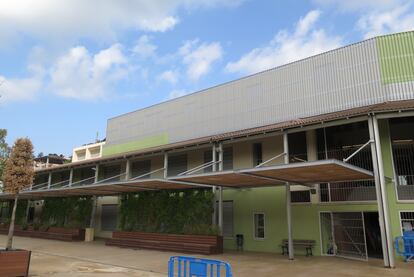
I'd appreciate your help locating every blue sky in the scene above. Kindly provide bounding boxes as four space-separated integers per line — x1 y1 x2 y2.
1 0 414 156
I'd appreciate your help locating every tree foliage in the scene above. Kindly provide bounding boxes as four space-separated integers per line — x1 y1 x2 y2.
0 129 10 183
118 189 218 235
3 138 34 194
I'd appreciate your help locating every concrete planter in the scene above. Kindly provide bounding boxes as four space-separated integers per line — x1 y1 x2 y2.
84 228 95 242
0 249 31 277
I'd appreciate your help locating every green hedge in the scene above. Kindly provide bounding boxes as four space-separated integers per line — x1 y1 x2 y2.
118 189 218 235
41 197 92 228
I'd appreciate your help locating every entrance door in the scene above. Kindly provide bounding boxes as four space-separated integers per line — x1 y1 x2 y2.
320 212 368 260
332 212 368 260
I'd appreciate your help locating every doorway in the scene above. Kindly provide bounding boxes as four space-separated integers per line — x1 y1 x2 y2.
319 211 383 261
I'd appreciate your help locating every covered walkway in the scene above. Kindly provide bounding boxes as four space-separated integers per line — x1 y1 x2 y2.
2 235 413 277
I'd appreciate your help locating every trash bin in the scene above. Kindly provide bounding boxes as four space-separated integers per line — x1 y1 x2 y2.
236 234 244 251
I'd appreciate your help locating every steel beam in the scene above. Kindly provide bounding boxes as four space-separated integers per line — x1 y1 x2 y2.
163 152 168 179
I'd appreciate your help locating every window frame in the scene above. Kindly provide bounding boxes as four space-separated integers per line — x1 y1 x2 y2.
399 210 414 235
253 212 266 240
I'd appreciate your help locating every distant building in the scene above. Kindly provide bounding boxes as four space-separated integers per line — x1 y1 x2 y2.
72 140 105 162
33 154 70 169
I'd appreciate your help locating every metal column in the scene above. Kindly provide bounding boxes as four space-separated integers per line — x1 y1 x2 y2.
212 144 217 225
47 172 52 189
369 116 395 268
68 168 73 187
218 143 224 235
125 159 131 180
284 133 294 260
163 152 168 179
89 164 99 229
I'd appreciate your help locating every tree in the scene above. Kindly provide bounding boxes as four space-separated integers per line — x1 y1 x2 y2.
2 138 34 250
0 129 10 184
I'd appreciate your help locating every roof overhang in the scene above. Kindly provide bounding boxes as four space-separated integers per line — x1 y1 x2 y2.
172 159 373 188
0 159 373 200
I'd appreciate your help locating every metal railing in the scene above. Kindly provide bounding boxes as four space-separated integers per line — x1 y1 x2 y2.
392 143 414 201
319 146 375 202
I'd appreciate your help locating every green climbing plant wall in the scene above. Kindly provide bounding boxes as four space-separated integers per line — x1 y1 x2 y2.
118 189 217 235
41 197 92 228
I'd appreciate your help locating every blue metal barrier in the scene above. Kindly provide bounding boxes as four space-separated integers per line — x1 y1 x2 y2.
168 256 233 277
395 231 414 262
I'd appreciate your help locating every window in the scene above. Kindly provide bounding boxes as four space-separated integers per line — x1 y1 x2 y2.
254 213 265 239
204 150 213 173
168 154 187 177
253 143 263 166
101 204 118 231
400 211 414 233
223 147 233 170
291 190 311 203
131 160 151 179
215 201 234 238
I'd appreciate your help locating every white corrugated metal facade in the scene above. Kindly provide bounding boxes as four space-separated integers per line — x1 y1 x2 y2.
105 32 414 153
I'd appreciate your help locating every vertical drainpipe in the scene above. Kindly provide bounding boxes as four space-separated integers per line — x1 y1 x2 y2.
212 144 217 226
284 132 294 260
218 142 224 236
163 152 168 179
369 116 394 268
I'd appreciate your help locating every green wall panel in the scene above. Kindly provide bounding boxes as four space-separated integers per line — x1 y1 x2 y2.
222 187 378 255
102 133 169 156
377 32 414 84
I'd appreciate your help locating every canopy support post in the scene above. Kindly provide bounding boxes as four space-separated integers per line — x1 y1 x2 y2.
212 144 217 226
218 143 224 235
368 116 394 268
47 172 52 189
284 133 294 260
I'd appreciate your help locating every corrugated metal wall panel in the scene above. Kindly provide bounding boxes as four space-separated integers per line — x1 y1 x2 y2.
105 33 414 154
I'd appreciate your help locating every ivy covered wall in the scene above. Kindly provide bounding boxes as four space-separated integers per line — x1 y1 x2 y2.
41 197 92 228
118 189 217 235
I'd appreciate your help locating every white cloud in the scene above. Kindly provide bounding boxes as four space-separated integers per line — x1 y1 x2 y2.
313 0 405 12
180 40 223 81
0 0 243 43
49 44 128 100
357 4 414 39
158 70 179 84
0 75 42 104
225 10 342 75
167 89 188 100
132 35 158 58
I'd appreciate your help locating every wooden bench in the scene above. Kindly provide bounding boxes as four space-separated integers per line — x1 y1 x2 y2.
0 226 85 241
280 239 315 256
106 231 223 255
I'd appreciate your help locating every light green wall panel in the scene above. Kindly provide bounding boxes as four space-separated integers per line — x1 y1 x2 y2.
102 133 169 156
377 32 414 84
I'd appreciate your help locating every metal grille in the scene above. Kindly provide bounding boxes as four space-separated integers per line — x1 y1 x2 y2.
101 204 118 231
72 167 95 186
400 211 414 233
168 154 188 177
223 147 233 170
392 143 414 200
291 190 311 203
333 212 368 260
100 164 122 183
216 201 234 238
131 160 151 179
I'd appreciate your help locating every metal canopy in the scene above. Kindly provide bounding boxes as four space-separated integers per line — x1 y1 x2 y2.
172 170 283 188
173 159 373 188
0 159 373 200
0 179 197 200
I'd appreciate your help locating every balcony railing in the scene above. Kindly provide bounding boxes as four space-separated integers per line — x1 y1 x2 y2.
392 142 414 201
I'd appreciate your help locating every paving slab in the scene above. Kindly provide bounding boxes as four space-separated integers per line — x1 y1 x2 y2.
1 235 414 276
